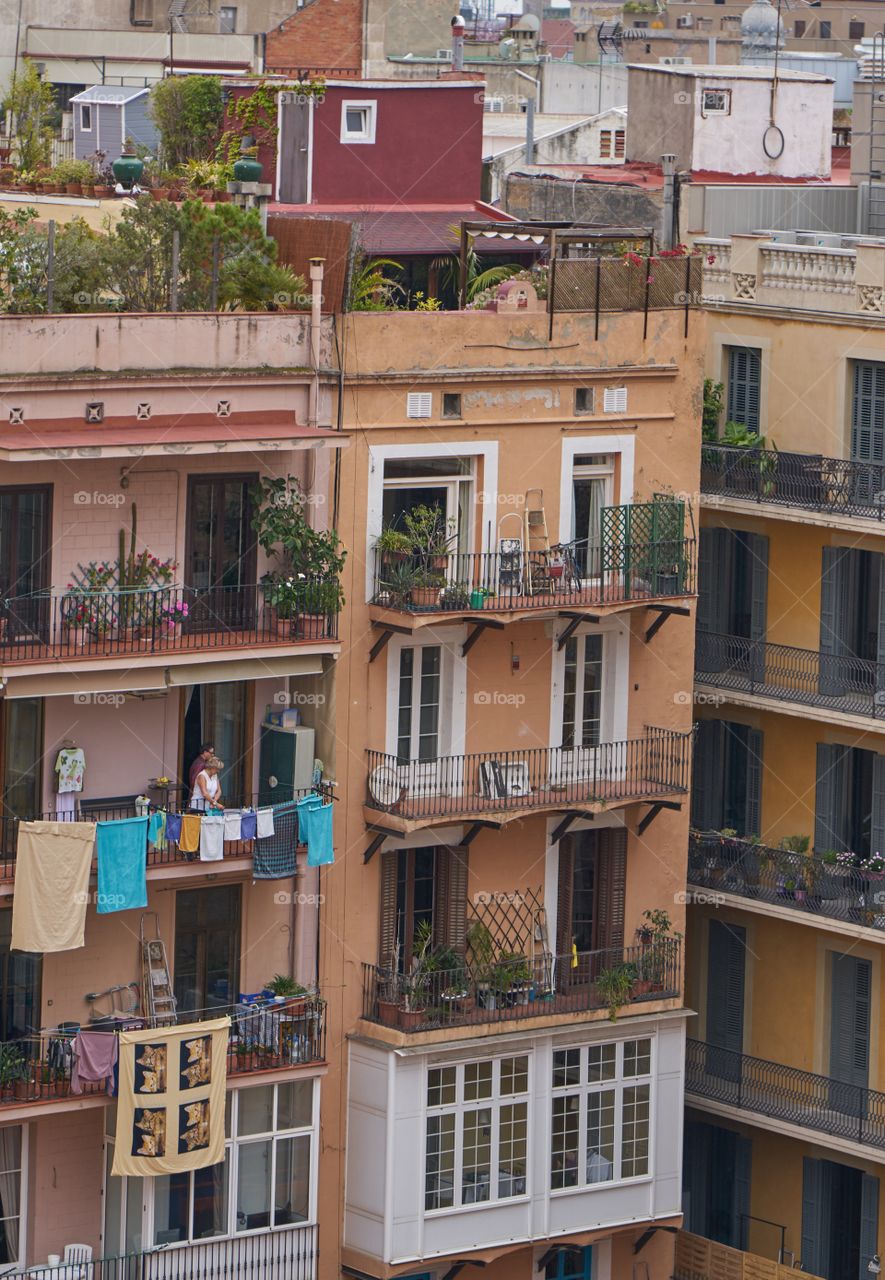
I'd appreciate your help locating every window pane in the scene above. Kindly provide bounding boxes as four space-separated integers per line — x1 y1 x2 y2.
277 1081 313 1130
125 1175 144 1252
586 1090 615 1183
345 108 364 133
104 1148 122 1258
464 1060 493 1101
551 1095 580 1189
193 1160 228 1239
273 1134 310 1225
461 1108 492 1204
236 1140 271 1231
425 1113 455 1210
498 1102 527 1198
623 1038 651 1078
427 1066 456 1107
553 1048 580 1088
500 1056 528 1096
621 1084 650 1177
239 1086 274 1135
397 648 414 762
587 1044 616 1082
153 1172 189 1244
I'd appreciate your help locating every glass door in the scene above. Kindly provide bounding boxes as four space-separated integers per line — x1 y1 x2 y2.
396 646 441 795
570 457 613 580
181 682 250 804
185 476 257 632
174 885 242 1015
0 487 51 645
555 634 603 785
0 698 42 862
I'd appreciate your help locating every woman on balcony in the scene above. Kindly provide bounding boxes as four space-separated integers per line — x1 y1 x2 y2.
190 757 225 812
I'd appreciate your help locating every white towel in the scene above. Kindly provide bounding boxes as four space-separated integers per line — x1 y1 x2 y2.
223 810 242 842
55 792 76 821
199 814 225 862
256 807 275 839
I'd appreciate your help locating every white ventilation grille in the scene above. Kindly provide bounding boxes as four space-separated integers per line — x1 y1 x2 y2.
603 386 628 414
217 400 232 418
8 407 24 425
407 392 432 419
136 403 151 420
85 401 104 423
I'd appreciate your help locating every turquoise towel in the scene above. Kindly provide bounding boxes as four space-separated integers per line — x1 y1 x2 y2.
301 799 334 867
96 816 149 914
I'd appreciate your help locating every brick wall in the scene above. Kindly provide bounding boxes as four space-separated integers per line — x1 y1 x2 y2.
265 0 364 76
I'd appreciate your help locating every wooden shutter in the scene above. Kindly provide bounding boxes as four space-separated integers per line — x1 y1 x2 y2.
727 347 761 433
860 1173 880 1280
594 827 627 952
556 837 576 959
743 727 763 839
829 952 871 1089
814 742 849 852
697 528 731 639
873 753 885 856
852 360 885 463
379 850 398 969
691 719 725 831
876 554 885 676
434 846 469 955
705 920 746 1053
747 533 769 643
733 1135 752 1251
820 547 849 695
801 1158 824 1278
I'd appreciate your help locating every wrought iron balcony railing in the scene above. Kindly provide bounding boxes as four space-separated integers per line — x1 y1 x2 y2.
700 443 885 521
695 631 885 720
4 1223 318 1280
0 582 339 663
0 998 326 1108
371 540 696 616
686 1037 885 1148
688 831 885 933
363 940 681 1032
365 728 692 821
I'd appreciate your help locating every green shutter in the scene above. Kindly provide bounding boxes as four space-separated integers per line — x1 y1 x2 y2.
692 719 725 831
748 533 769 644
829 952 871 1090
876 558 885 709
379 850 398 969
744 727 763 839
727 347 762 433
872 754 885 857
815 742 850 852
820 547 849 696
706 920 746 1078
860 1173 880 1280
801 1158 824 1277
733 1134 752 1251
852 361 885 463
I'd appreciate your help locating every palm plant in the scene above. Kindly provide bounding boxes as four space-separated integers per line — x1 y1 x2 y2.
430 224 521 304
347 254 404 311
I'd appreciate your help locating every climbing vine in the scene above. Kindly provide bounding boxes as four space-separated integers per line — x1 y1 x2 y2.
216 78 326 165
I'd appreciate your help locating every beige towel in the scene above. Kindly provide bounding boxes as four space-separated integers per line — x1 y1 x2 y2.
11 821 96 953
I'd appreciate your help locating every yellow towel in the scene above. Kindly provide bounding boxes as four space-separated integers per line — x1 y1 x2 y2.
11 821 96 953
179 814 202 854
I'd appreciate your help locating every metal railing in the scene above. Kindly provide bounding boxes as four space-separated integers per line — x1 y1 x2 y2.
688 831 885 932
700 443 885 520
371 540 696 614
695 632 885 720
0 999 326 1108
4 1224 318 1280
365 728 692 820
0 582 339 663
363 940 681 1032
686 1037 885 1148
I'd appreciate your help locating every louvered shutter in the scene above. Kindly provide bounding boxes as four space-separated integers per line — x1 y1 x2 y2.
815 742 849 852
706 919 745 1085
860 1174 880 1280
744 727 763 839
820 547 849 695
829 952 871 1091
733 1135 752 1251
556 837 576 959
691 719 725 831
594 827 627 953
872 754 885 857
852 361 885 464
748 533 769 660
801 1158 824 1277
379 850 398 969
434 846 469 955
876 558 885 711
727 347 761 433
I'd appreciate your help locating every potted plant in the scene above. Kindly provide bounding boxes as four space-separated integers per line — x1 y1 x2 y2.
439 582 470 610
399 921 434 1029
402 504 457 574
377 561 415 609
158 599 188 643
374 527 412 565
252 475 346 634
53 158 93 196
113 139 144 189
62 600 91 651
596 963 636 1022
635 909 681 992
467 919 497 1012
0 1044 30 1100
376 947 401 1025
492 952 532 1007
410 569 444 609
265 974 310 1008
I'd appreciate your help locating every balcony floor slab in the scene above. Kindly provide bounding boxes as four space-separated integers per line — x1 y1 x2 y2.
693 680 885 733
685 1093 885 1165
700 494 885 537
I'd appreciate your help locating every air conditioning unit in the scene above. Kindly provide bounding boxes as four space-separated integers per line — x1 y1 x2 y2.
484 96 506 112
661 55 692 63
676 14 694 27
436 48 453 60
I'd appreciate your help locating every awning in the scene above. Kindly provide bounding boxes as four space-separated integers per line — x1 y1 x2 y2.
2 652 329 698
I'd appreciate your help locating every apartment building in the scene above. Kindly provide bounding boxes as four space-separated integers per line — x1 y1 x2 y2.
682 232 885 1278
0 308 345 1277
328 253 704 1280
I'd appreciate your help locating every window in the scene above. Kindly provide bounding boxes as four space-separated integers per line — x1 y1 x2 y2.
80 103 92 131
0 911 40 1040
696 527 769 644
820 20 831 37
692 719 763 837
174 885 241 1014
815 743 885 858
551 1038 651 1190
219 5 237 31
599 131 613 159
442 393 462 419
397 645 441 763
852 361 885 464
406 392 432 419
560 634 603 750
574 387 594 414
850 20 865 39
105 1081 316 1246
546 1247 594 1280
379 845 468 970
555 827 627 960
701 88 731 116
425 1055 529 1210
602 386 627 414
381 455 473 555
570 454 614 577
340 100 377 144
726 346 761 433
0 1126 24 1267
614 129 625 157
794 19 806 35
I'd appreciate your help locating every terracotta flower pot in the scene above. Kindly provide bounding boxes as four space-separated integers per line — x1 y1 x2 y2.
376 999 399 1025
94 185 112 199
397 1007 426 1030
65 182 82 196
150 187 170 201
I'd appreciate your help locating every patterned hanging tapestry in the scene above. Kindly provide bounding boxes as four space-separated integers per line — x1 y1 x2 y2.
112 1017 229 1177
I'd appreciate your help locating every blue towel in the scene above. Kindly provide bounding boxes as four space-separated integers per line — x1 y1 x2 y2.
147 810 165 848
300 797 335 867
165 812 182 844
240 810 257 841
96 816 149 914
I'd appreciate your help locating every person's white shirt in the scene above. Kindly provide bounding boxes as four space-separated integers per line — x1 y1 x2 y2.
191 770 219 811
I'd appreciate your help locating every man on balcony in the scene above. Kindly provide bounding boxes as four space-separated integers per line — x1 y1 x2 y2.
188 743 215 792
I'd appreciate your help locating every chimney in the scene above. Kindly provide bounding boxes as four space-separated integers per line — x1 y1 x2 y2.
308 258 325 429
452 14 466 71
661 154 678 250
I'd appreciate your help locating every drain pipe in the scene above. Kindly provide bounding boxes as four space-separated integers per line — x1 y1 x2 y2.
308 257 324 429
525 96 535 165
661 154 677 250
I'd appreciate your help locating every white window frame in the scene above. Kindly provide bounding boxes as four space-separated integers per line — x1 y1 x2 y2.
102 1079 321 1251
340 100 377 144
424 1053 532 1214
550 1036 653 1193
701 87 731 117
385 628 467 793
80 103 92 132
549 619 629 783
0 1123 27 1274
568 452 616 582
558 436 634 544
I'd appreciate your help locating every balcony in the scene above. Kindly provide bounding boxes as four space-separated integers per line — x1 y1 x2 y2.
700 443 885 523
0 583 340 671
675 1231 823 1280
695 632 885 724
364 728 691 830
686 1037 885 1150
370 538 696 627
688 831 885 935
0 999 326 1110
9 1224 318 1280
361 940 682 1034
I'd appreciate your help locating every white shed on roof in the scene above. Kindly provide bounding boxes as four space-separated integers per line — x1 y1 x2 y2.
70 85 159 163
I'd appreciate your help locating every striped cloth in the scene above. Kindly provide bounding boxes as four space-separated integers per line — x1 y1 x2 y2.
251 801 299 880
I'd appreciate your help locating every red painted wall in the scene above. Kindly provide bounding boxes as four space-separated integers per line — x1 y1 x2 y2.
308 84 484 205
